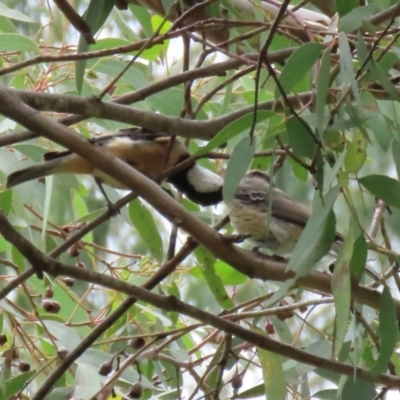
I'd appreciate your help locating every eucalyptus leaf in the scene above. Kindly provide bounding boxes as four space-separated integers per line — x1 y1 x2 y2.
223 136 256 202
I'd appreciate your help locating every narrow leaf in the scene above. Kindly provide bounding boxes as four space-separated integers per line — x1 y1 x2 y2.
369 286 398 375
349 235 367 281
276 43 323 97
128 199 163 262
195 111 274 156
223 136 255 202
76 0 116 93
339 32 360 107
331 230 353 357
256 331 286 400
316 48 332 137
392 139 400 180
344 131 367 173
194 247 234 309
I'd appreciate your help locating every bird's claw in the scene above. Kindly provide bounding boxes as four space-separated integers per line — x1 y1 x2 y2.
222 234 250 244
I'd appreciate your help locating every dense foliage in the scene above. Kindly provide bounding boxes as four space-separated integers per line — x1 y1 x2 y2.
0 0 400 399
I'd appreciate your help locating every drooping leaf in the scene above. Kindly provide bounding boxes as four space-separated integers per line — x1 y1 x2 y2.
369 286 398 376
255 328 286 400
359 175 400 209
339 32 360 107
344 131 367 173
128 198 163 262
286 115 316 159
341 378 376 400
223 136 256 202
339 5 376 32
316 48 332 137
331 230 353 357
194 247 234 309
276 43 323 97
0 33 39 52
195 111 274 156
75 0 116 93
336 0 358 16
0 3 35 22
349 235 368 281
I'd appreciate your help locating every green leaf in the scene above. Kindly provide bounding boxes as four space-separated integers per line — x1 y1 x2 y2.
344 131 367 173
0 190 12 215
331 230 353 358
359 175 400 209
339 32 360 107
195 111 274 156
366 112 392 152
349 235 367 281
89 38 131 52
287 189 338 275
267 189 338 307
147 87 184 116
369 286 398 375
194 247 234 309
312 389 338 400
223 136 256 202
76 0 116 93
336 0 358 16
297 340 332 374
3 371 36 399
286 115 316 159
129 4 153 37
0 3 35 22
0 34 39 52
0 16 19 33
339 5 377 33
393 140 400 180
44 387 75 400
342 378 375 400
276 43 323 97
128 198 163 262
189 259 247 286
369 59 400 102
316 48 332 137
256 330 286 400
74 364 102 399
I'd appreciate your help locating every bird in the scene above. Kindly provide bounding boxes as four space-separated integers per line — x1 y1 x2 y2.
169 166 380 281
6 128 193 205
170 167 339 256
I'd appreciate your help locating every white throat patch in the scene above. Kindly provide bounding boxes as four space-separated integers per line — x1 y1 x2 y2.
186 164 223 193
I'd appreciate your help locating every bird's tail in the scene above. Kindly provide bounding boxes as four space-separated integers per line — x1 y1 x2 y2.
6 159 63 188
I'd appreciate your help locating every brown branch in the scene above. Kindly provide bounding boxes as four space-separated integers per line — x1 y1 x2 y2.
1 211 400 393
53 0 95 44
0 86 340 148
0 85 395 317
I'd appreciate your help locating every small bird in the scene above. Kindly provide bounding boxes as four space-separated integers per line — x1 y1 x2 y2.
170 166 380 280
170 167 342 255
6 128 191 203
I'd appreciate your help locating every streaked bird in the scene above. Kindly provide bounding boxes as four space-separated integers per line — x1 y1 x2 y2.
171 168 341 256
170 167 379 280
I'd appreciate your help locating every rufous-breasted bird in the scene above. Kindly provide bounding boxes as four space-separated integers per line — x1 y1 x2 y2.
6 128 190 193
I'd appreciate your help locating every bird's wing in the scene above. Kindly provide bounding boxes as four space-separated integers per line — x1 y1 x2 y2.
43 128 169 161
